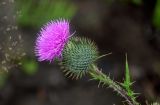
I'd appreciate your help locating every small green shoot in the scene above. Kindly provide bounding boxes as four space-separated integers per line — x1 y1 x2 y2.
121 54 139 105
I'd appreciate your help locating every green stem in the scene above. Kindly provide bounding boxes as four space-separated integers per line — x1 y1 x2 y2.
89 64 140 105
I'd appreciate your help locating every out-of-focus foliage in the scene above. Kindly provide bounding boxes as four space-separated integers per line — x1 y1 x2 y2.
15 0 77 28
151 102 160 105
131 0 142 5
0 35 26 72
21 58 38 75
153 61 160 77
153 0 160 29
0 72 8 89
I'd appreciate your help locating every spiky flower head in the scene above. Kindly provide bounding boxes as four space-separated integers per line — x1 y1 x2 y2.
35 19 70 61
60 37 99 79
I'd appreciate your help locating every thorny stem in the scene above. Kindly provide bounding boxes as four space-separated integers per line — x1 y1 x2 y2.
89 64 140 105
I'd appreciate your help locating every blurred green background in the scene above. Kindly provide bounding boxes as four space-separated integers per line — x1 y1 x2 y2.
0 0 160 105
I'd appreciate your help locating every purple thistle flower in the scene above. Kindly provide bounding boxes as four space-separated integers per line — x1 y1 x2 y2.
35 19 70 62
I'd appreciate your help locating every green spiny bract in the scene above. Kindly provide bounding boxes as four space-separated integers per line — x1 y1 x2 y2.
60 37 98 79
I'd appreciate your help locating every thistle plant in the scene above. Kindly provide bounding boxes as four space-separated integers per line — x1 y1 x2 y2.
35 19 157 105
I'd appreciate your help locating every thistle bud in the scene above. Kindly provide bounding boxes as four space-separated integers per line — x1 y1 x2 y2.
61 37 98 79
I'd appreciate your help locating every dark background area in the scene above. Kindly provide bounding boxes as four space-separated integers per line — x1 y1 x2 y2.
0 0 160 105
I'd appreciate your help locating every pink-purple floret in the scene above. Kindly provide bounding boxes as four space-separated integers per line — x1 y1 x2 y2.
35 19 70 62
